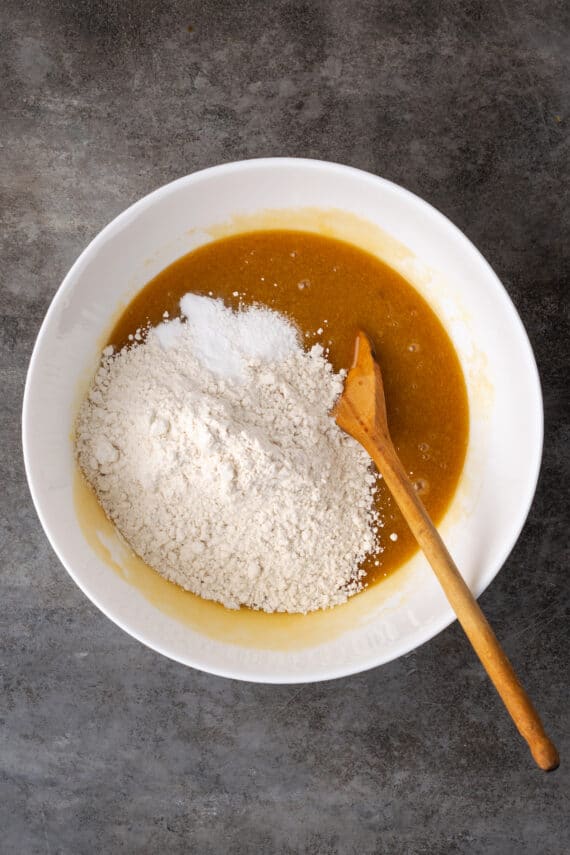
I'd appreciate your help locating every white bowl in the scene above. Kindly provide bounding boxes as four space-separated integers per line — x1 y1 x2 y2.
22 158 542 683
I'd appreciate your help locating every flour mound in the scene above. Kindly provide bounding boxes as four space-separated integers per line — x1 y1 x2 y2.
76 298 378 613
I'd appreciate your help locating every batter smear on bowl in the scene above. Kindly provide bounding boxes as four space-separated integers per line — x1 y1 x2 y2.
76 229 469 613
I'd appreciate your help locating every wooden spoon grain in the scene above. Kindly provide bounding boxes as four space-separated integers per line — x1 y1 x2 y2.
334 330 559 772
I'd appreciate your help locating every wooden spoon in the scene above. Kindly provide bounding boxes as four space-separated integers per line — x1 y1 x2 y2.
334 330 559 771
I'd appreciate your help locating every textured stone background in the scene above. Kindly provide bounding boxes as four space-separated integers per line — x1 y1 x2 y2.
2 1 569 853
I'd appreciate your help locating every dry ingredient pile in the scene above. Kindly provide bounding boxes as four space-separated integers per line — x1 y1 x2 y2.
76 294 380 613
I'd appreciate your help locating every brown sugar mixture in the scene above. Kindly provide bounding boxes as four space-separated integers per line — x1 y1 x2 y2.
109 230 469 586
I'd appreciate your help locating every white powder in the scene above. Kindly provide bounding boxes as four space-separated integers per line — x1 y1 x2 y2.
76 296 379 613
153 293 299 381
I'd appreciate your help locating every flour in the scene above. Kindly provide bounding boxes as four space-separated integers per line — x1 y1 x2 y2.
76 296 379 613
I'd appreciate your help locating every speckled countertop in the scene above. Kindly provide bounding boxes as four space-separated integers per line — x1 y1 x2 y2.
2 1 568 852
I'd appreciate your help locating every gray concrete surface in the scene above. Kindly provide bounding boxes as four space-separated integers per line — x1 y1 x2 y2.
2 1 569 852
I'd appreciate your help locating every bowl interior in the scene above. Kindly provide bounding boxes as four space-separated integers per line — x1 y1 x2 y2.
23 159 542 682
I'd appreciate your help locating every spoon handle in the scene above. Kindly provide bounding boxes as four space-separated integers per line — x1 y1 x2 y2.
371 437 559 772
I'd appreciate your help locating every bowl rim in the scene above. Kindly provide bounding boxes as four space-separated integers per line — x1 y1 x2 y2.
22 157 543 682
